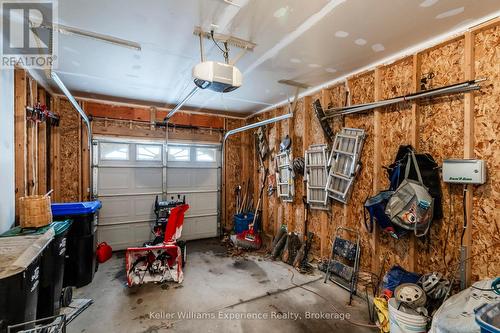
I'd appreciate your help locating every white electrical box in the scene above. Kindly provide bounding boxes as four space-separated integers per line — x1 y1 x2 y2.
442 159 486 184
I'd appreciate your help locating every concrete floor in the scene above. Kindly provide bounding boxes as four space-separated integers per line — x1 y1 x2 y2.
69 238 376 333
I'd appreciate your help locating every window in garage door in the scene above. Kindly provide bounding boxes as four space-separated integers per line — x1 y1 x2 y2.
94 138 220 250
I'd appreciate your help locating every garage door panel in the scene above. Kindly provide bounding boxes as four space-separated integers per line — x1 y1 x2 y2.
166 168 217 192
133 195 157 219
98 222 151 251
99 197 133 221
98 168 131 193
193 169 218 189
134 168 163 190
182 216 217 241
166 168 192 190
96 140 220 248
166 192 217 216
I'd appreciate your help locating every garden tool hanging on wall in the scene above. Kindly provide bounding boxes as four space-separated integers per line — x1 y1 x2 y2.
255 126 269 168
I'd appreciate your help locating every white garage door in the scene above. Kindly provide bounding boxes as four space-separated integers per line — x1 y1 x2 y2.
93 138 220 250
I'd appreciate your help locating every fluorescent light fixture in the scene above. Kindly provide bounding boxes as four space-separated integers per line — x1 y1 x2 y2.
55 24 141 51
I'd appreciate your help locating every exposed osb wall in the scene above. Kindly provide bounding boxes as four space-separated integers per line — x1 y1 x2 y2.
472 25 500 280
344 72 376 272
224 118 245 230
243 21 500 281
416 38 466 274
377 59 413 271
56 99 81 202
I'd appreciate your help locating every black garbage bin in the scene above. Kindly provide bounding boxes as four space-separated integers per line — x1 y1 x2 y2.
51 201 102 288
0 232 53 333
0 220 72 319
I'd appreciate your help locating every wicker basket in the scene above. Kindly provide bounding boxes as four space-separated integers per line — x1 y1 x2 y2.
19 195 52 228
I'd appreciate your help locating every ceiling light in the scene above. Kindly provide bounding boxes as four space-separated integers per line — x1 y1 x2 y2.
308 63 321 68
372 43 385 52
290 58 301 63
335 30 349 38
436 7 464 19
420 0 439 8
325 68 337 73
354 38 367 46
274 6 290 18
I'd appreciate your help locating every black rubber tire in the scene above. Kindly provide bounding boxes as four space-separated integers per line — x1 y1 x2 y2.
61 287 73 307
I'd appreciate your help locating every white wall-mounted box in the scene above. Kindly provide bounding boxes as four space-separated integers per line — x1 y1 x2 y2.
442 159 486 184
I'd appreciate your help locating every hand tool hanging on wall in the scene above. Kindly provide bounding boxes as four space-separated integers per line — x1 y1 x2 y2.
26 103 60 126
255 126 269 166
312 100 335 143
233 168 269 250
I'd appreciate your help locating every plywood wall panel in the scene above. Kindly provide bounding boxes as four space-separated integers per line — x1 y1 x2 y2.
472 25 500 280
240 25 499 282
344 73 375 271
58 99 81 202
377 58 414 270
416 38 466 274
225 118 244 230
292 99 306 236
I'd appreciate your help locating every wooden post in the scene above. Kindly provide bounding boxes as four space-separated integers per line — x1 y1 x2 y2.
408 53 422 272
286 105 295 232
463 30 475 286
51 96 61 202
274 108 282 234
14 69 27 221
371 68 382 273
303 96 312 238
150 107 157 130
81 101 90 201
37 88 47 195
222 118 227 230
319 90 329 258
26 78 38 195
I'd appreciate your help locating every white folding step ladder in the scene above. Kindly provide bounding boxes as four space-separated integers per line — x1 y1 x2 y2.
304 144 330 210
276 150 294 202
325 128 366 203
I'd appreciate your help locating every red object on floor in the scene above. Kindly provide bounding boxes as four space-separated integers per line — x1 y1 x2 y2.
96 242 113 263
125 204 189 287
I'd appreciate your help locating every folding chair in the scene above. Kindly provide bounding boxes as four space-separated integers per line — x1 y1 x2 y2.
324 227 361 305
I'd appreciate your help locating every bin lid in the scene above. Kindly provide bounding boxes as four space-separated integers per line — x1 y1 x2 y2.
51 201 102 216
0 220 72 237
0 228 54 279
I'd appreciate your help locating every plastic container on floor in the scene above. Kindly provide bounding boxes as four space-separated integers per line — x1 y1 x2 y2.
475 302 500 333
51 201 102 288
388 298 428 333
233 213 254 234
0 230 54 333
0 221 72 319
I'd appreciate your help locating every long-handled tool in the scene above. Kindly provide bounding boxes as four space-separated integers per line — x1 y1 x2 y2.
233 169 269 250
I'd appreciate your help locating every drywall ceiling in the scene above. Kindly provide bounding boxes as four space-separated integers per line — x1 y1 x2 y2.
41 0 500 115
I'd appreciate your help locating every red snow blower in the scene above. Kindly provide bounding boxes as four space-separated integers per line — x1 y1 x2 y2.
125 203 189 287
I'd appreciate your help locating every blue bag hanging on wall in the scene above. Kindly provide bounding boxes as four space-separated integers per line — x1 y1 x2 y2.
363 162 408 239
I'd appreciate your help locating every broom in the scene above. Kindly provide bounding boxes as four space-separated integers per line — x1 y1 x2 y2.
233 168 269 250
